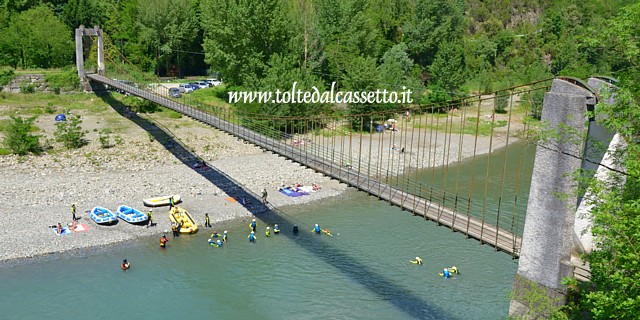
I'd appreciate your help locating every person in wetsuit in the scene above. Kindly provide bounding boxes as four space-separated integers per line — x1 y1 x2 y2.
160 235 168 248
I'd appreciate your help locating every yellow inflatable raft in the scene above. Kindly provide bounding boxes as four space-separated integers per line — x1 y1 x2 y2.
169 206 199 234
143 195 182 207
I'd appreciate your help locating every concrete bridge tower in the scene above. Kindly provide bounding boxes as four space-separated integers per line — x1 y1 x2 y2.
509 77 619 316
74 25 105 91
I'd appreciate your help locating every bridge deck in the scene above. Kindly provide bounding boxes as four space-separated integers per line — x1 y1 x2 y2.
88 74 522 256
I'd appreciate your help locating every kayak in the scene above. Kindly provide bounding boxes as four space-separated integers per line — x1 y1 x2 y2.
90 206 118 224
142 195 182 207
169 206 198 234
116 205 148 224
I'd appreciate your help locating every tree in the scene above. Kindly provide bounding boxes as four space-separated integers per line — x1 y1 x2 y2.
578 3 640 319
403 0 466 68
137 0 198 75
3 116 40 155
0 5 73 68
62 0 104 30
429 40 466 94
201 0 291 86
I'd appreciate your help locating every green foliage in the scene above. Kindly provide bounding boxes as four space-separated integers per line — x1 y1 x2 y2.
494 90 510 113
123 95 160 113
429 40 466 94
202 0 291 86
0 68 15 86
403 0 466 67
62 0 105 30
45 68 80 91
571 4 640 319
2 115 41 155
55 115 87 149
0 5 74 68
509 275 569 319
98 128 113 149
19 82 35 93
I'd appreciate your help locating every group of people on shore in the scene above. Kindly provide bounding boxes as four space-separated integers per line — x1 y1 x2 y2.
53 203 80 234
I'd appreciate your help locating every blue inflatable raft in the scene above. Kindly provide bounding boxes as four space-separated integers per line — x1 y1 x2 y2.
90 206 118 224
116 205 149 224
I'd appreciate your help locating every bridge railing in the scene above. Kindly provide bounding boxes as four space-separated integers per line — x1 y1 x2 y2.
98 58 550 250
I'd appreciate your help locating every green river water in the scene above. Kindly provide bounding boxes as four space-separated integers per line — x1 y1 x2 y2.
0 142 535 320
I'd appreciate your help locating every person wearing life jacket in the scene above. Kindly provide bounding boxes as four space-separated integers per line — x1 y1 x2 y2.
250 219 257 232
147 209 153 228
410 257 423 265
208 239 223 247
222 230 228 242
293 225 299 235
448 266 459 274
171 223 179 237
248 231 256 242
265 227 271 237
211 230 219 238
121 259 131 270
273 224 280 234
322 228 332 236
160 234 168 248
442 268 451 278
312 224 321 234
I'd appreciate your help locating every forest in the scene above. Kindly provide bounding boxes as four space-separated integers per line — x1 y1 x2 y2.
0 0 634 99
1 1 640 318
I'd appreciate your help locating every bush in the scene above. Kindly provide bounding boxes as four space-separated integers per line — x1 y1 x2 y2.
55 115 87 149
494 90 509 113
123 95 160 113
45 68 80 91
20 82 35 94
0 68 15 86
2 116 41 155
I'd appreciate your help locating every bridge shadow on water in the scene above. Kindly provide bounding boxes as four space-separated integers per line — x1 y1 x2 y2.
97 91 451 320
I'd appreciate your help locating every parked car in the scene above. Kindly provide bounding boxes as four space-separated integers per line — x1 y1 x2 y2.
206 79 222 86
168 88 181 98
179 84 195 93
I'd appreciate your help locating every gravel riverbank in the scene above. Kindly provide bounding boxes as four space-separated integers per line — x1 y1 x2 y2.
0 103 507 263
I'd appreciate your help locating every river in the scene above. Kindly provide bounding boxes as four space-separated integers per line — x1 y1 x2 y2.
0 142 534 319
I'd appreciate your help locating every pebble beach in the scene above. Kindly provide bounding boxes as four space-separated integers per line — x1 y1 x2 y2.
0 103 506 263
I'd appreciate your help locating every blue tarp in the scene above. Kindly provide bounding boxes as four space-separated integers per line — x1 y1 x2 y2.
55 114 66 122
279 188 309 197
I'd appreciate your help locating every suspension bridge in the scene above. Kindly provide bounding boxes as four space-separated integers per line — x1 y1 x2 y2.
72 25 627 317
75 27 615 275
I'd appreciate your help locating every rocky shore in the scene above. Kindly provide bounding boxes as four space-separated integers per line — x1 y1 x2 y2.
0 110 348 263
0 103 506 263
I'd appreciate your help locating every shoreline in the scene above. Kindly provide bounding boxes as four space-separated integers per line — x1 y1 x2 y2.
0 103 511 263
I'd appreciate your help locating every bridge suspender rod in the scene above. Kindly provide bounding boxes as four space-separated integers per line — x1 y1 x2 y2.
367 115 373 191
495 88 516 247
411 109 421 213
480 92 498 246
452 99 468 230
466 95 482 238
511 86 536 254
402 110 413 208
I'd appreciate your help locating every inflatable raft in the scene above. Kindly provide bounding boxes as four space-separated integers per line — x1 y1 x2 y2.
143 195 182 207
169 206 198 234
90 206 118 224
116 205 148 224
